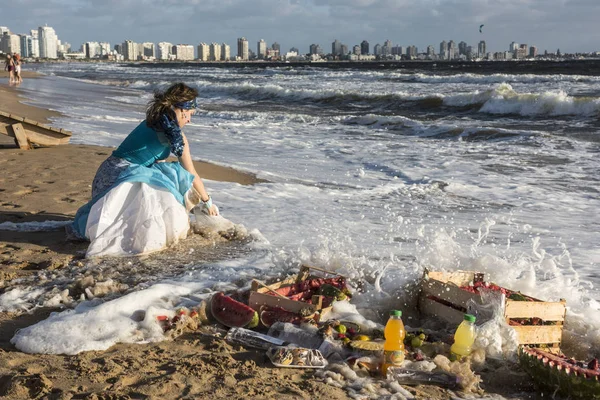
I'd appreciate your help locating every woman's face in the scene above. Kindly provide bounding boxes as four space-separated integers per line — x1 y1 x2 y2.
175 107 196 128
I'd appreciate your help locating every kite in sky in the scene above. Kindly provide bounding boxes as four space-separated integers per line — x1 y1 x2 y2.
479 24 485 33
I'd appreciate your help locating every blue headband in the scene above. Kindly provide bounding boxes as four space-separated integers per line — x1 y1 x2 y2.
174 98 198 110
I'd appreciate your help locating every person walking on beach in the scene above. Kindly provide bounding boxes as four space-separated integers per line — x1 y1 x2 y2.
70 82 219 257
4 54 15 84
12 53 22 84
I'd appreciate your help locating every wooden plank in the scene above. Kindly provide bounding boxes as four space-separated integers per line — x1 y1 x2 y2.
8 114 24 122
418 294 465 325
23 117 41 127
426 270 480 286
511 325 563 345
8 123 32 150
251 276 298 293
248 291 317 314
505 300 566 321
421 278 482 307
21 130 64 146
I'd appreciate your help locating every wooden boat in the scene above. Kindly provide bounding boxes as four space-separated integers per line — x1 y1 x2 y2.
0 110 71 149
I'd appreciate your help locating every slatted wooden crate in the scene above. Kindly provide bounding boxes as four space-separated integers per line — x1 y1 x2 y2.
418 269 566 349
248 265 342 318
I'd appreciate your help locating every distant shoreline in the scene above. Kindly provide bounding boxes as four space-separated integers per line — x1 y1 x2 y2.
26 58 600 75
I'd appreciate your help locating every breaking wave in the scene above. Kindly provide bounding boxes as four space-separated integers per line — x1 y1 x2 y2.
444 83 600 116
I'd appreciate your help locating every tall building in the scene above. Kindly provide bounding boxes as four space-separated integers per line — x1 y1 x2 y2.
352 45 361 55
237 37 249 60
406 45 418 58
100 42 111 56
373 43 382 56
85 41 101 58
18 34 31 57
516 44 528 59
56 40 71 57
439 40 448 60
340 44 348 56
122 40 136 61
114 44 123 55
174 44 194 60
509 41 519 52
221 43 230 61
29 29 39 58
209 42 221 61
382 39 393 56
458 41 467 56
142 42 155 58
478 40 487 58
157 42 172 60
38 25 58 59
426 45 435 57
271 42 280 53
1 33 21 56
360 40 369 55
0 27 9 36
448 40 456 59
309 43 322 55
257 39 267 59
332 39 342 56
197 42 209 61
529 46 538 58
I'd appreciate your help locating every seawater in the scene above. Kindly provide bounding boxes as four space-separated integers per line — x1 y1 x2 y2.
6 62 600 359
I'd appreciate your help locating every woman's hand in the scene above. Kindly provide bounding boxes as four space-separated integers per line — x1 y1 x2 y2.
207 203 219 216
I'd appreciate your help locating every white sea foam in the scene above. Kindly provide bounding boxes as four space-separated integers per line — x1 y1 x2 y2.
0 220 71 232
444 83 600 116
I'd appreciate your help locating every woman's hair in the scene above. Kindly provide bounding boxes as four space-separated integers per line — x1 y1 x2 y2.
146 82 198 130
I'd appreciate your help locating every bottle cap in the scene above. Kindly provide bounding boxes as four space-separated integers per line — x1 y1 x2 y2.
389 310 402 317
464 314 476 322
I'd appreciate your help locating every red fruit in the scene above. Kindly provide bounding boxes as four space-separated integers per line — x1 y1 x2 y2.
210 292 257 328
156 315 169 321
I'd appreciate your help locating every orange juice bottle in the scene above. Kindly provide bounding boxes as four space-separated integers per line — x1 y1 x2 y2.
382 310 405 375
450 314 477 360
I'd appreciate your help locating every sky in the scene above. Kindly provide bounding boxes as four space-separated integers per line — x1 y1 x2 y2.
1 0 599 54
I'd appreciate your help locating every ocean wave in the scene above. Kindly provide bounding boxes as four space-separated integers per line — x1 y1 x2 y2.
192 79 425 106
444 83 600 116
387 72 600 85
338 114 541 141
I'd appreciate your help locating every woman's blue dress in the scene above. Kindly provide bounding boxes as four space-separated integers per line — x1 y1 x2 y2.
71 121 195 248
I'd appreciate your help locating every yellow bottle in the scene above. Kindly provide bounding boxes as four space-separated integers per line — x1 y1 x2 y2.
450 314 477 360
382 310 405 375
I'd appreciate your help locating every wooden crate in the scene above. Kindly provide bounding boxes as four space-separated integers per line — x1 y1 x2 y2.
248 265 341 318
418 269 566 348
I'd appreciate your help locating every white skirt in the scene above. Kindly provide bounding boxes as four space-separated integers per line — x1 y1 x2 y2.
85 182 191 258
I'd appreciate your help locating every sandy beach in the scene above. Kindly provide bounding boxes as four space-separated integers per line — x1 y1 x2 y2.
0 73 541 400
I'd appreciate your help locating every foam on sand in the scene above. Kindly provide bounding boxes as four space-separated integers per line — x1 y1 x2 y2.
11 283 203 355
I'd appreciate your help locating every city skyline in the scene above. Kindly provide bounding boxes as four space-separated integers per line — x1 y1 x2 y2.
0 0 598 54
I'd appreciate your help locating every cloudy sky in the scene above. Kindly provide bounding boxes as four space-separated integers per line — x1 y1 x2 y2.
1 0 598 54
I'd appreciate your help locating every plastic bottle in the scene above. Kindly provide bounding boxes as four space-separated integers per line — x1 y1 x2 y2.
386 367 459 389
381 310 406 375
450 314 477 360
225 327 287 350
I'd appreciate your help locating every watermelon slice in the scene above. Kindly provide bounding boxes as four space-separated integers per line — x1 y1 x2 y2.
210 292 258 328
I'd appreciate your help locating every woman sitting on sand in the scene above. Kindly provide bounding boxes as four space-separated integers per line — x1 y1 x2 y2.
71 82 218 257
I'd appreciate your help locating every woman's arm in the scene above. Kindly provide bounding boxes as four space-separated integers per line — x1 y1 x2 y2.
178 133 218 216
